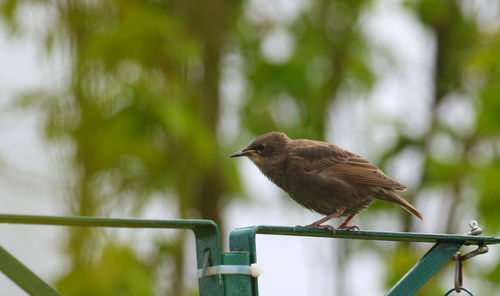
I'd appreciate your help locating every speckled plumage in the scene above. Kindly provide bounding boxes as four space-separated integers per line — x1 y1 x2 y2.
231 131 422 230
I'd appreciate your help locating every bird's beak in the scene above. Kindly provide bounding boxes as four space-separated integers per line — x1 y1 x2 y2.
230 149 256 158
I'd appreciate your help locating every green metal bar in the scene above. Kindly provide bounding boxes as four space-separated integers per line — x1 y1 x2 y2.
229 227 260 295
1 215 499 296
229 225 500 296
0 214 224 296
386 242 463 296
222 252 252 296
231 225 500 245
0 214 215 230
0 245 60 296
0 214 222 268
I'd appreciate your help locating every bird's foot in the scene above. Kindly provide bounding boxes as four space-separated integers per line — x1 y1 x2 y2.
297 223 334 231
335 224 360 232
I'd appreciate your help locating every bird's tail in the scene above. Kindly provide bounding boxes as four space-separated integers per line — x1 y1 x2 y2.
379 188 423 220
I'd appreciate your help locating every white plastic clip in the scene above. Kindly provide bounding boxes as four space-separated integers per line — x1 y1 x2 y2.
197 263 262 278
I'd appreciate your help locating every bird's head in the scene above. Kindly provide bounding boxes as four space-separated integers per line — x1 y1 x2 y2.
230 132 289 165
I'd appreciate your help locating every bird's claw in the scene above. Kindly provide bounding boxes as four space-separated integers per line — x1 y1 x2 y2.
297 223 361 234
297 224 335 231
335 225 360 232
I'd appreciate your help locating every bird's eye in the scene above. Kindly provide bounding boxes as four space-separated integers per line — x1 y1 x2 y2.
257 144 265 151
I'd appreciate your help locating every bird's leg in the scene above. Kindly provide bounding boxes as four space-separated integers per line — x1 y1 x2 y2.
335 214 359 231
300 210 345 231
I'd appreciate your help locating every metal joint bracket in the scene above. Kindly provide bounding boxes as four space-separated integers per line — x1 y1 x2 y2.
457 220 489 261
454 244 489 262
448 220 488 294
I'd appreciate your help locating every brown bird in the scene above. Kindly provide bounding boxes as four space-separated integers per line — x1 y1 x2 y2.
230 132 423 230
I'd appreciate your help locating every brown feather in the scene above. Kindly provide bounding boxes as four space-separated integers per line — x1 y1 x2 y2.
231 132 423 226
379 188 423 220
292 142 407 191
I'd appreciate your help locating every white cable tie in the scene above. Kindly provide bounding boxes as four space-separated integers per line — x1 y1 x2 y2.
197 263 262 278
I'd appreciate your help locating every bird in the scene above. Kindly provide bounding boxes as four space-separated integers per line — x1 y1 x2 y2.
230 131 422 230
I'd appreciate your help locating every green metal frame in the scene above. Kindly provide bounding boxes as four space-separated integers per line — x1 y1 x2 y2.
0 214 499 295
0 214 223 296
229 225 500 296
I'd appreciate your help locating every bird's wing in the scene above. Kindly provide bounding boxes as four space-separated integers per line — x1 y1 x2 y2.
292 142 407 191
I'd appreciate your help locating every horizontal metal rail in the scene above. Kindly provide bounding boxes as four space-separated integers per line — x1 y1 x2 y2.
1 214 499 295
229 225 500 295
0 214 223 296
231 225 500 245
0 214 216 229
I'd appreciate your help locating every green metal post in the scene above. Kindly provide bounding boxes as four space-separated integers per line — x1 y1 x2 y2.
222 252 252 296
0 214 224 296
191 221 225 296
0 215 499 295
229 227 259 296
386 242 463 296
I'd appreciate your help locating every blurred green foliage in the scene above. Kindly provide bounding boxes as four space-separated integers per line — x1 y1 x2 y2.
238 0 374 139
1 0 500 295
57 245 154 296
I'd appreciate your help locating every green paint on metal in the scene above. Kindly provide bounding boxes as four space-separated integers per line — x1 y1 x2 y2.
231 225 500 245
0 214 224 296
0 245 60 296
222 252 252 296
229 227 260 296
0 214 222 268
0 215 499 296
386 242 463 296
229 225 500 296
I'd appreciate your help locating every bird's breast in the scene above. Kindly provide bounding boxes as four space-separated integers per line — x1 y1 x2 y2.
260 164 288 190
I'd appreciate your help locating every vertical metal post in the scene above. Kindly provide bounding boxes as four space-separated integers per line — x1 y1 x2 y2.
229 227 259 296
222 252 253 296
386 242 463 296
189 222 226 296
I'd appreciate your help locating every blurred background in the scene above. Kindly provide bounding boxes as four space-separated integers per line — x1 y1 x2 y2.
1 0 500 295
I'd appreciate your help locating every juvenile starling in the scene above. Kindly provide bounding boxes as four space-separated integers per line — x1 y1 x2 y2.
231 132 423 230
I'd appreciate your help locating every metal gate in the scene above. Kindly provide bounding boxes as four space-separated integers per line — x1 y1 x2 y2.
0 214 498 295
